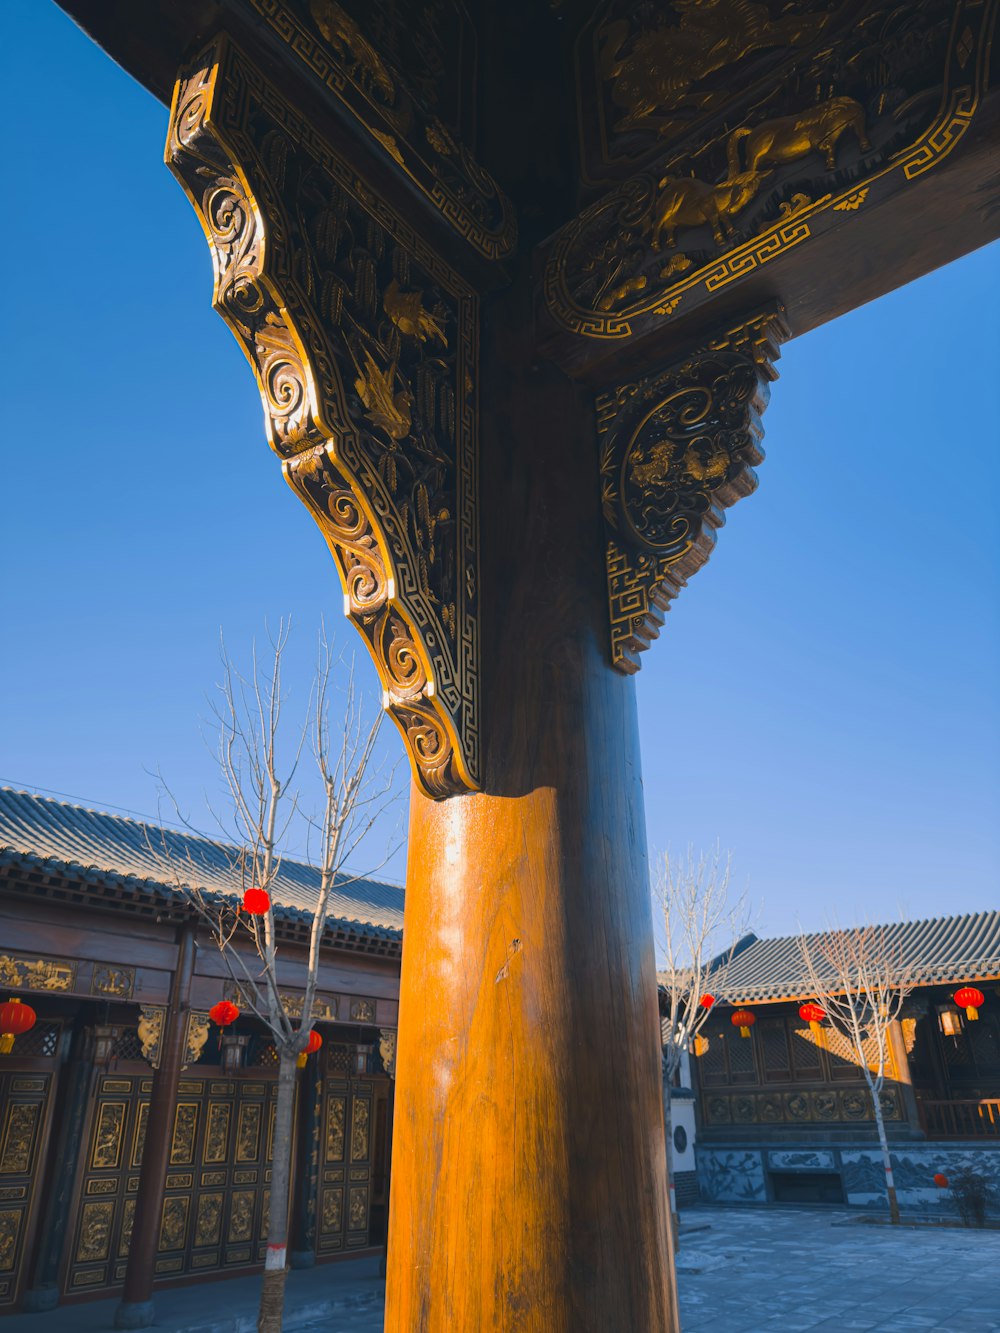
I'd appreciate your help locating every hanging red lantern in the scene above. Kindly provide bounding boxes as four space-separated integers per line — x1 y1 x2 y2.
731 1008 755 1039
242 887 271 915
954 987 984 1021
699 993 716 1009
0 998 37 1054
296 1029 323 1069
209 1000 240 1028
799 1002 826 1036
933 1172 949 1189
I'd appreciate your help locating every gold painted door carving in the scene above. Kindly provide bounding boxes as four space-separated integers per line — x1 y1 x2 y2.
65 1074 281 1293
0 1070 53 1307
319 1066 375 1254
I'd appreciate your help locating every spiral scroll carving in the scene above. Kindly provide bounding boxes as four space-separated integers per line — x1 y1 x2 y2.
600 309 788 673
166 36 479 797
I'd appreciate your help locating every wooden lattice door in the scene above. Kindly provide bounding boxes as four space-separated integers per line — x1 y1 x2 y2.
65 1069 280 1293
0 1023 59 1308
318 1049 375 1254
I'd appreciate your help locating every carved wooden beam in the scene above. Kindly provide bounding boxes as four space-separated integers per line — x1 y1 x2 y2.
599 308 788 672
166 35 480 797
541 0 999 381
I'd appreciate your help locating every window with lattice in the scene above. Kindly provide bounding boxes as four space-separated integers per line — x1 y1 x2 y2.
759 1018 791 1081
10 1021 60 1058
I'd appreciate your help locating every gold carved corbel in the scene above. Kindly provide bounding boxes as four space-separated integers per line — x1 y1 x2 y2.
137 1005 166 1068
182 1010 211 1069
165 34 480 798
599 309 788 672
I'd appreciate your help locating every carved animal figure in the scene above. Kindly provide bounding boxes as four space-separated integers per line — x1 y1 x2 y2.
727 96 870 175
601 0 828 133
309 0 395 103
650 169 765 250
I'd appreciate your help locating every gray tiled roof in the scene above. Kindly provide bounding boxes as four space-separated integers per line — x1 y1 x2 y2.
0 788 403 938
715 913 1000 1003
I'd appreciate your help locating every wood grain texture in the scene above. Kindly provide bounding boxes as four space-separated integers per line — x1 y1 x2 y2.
385 272 675 1331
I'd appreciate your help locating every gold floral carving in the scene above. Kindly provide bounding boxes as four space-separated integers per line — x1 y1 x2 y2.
204 1103 231 1164
183 1012 211 1069
158 1196 189 1252
77 1201 114 1263
118 1199 136 1258
348 1186 368 1230
195 1193 224 1247
349 998 375 1023
0 953 75 992
0 1210 18 1272
0 1104 38 1174
322 1186 343 1232
236 1103 262 1163
91 1103 126 1170
91 965 135 998
552 0 996 339
228 1191 255 1243
166 35 480 798
170 1104 199 1165
378 1029 396 1079
137 1006 165 1069
326 1097 346 1161
350 1097 370 1161
599 310 788 671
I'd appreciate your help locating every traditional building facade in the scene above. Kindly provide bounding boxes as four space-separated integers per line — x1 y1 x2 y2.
0 789 402 1314
686 914 1000 1213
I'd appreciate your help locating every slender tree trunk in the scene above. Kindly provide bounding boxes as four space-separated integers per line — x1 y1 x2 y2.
871 1090 900 1224
663 1082 679 1238
258 1050 298 1333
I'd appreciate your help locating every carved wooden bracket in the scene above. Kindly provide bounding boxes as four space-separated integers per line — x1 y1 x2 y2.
166 34 480 798
600 309 788 673
137 1005 166 1069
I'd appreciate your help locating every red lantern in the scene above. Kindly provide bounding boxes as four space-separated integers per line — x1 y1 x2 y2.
296 1029 323 1069
731 1008 755 1039
954 987 984 1021
933 1172 949 1189
242 887 271 916
799 1002 826 1037
0 998 37 1055
209 1001 240 1028
699 993 716 1009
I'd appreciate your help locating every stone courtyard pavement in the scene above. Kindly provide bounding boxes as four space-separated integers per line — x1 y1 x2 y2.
674 1205 1000 1333
6 1206 997 1332
294 1206 1000 1333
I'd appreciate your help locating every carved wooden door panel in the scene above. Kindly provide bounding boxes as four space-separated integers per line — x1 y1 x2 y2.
0 1065 55 1307
318 1061 375 1253
157 1075 280 1278
66 1072 281 1293
65 1072 150 1295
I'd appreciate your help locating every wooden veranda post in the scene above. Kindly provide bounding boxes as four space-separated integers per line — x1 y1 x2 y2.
115 925 196 1330
52 0 1000 1325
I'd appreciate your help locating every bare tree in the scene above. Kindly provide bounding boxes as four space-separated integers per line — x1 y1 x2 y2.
152 623 399 1331
798 923 914 1225
654 846 753 1234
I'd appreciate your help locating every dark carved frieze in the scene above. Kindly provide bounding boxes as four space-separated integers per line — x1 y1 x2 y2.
246 0 517 262
167 34 480 797
549 0 996 339
599 308 788 672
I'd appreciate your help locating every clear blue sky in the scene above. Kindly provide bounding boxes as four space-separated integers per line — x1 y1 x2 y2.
3 2 998 934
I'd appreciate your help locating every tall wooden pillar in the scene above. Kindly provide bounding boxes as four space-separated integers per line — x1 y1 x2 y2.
386 282 674 1330
50 1 1000 1328
114 926 196 1330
